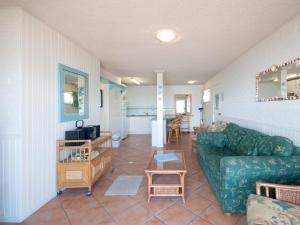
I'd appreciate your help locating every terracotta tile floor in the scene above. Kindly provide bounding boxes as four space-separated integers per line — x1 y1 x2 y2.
17 134 246 225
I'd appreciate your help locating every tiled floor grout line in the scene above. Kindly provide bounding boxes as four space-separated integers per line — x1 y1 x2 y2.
91 194 121 225
197 209 215 225
176 183 217 225
154 199 178 219
150 198 177 217
153 215 167 225
140 215 167 225
179 199 212 224
59 199 73 225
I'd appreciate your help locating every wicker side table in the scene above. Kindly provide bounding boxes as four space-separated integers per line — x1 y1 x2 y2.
145 150 187 203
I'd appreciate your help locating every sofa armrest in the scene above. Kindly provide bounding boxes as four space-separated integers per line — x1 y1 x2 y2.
219 156 300 213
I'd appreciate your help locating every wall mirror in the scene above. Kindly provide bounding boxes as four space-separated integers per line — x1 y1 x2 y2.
58 64 89 122
256 58 300 101
175 94 192 114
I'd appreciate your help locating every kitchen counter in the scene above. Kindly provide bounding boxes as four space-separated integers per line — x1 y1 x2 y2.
128 116 153 134
151 116 175 120
127 115 156 117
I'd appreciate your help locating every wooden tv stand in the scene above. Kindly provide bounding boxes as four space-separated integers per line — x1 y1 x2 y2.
56 131 112 195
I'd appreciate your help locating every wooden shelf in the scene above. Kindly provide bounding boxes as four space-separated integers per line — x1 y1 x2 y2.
56 131 113 195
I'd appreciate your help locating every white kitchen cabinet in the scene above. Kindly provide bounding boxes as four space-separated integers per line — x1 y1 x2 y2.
128 116 153 134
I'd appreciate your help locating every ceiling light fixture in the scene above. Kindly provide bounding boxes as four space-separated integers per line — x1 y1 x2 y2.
130 77 141 85
187 80 196 84
156 29 176 43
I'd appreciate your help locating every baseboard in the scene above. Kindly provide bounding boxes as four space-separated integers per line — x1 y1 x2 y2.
0 215 24 223
0 191 56 223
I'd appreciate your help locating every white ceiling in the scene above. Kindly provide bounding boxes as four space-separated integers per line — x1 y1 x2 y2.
4 0 300 85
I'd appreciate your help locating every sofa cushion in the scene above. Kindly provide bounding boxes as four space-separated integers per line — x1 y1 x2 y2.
223 123 246 153
268 136 294 156
199 146 237 157
237 134 258 156
197 132 226 148
247 194 300 225
256 136 273 156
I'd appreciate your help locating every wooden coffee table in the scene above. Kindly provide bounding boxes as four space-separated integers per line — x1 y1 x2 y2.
145 150 187 203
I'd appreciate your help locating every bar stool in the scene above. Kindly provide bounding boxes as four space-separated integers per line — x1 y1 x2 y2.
168 121 181 144
171 115 183 139
168 115 182 144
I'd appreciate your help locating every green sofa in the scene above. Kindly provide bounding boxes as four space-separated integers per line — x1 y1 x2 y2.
196 123 300 213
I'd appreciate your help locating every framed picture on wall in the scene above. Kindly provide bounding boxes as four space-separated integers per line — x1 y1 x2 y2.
100 89 103 108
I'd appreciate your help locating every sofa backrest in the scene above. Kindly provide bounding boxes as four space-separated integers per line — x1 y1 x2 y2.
223 123 245 153
223 123 295 156
294 146 300 156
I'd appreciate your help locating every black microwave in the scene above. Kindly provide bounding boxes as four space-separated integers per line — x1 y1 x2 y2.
65 125 100 141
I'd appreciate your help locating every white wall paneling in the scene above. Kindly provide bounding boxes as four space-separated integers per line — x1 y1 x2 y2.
0 7 101 222
0 135 22 222
0 7 23 222
204 13 300 145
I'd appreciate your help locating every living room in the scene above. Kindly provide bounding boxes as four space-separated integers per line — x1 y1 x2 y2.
1 1 300 225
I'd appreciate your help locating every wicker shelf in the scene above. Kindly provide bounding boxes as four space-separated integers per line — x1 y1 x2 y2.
56 131 112 195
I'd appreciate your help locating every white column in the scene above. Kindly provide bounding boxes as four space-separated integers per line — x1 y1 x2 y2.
156 71 164 147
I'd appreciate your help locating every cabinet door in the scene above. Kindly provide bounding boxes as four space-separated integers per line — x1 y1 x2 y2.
129 117 152 134
58 164 89 188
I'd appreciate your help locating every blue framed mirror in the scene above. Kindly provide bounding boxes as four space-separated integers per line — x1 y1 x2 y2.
58 64 89 122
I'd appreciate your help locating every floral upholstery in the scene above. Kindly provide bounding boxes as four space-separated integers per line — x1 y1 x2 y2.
294 146 300 156
197 132 226 148
247 194 300 225
223 123 247 153
237 133 259 156
196 123 300 213
268 136 294 156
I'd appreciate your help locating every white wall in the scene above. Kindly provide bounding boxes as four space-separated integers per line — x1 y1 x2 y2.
0 7 23 222
127 85 203 129
127 86 157 108
108 86 123 135
204 13 300 146
99 70 124 135
0 7 101 222
99 83 110 131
